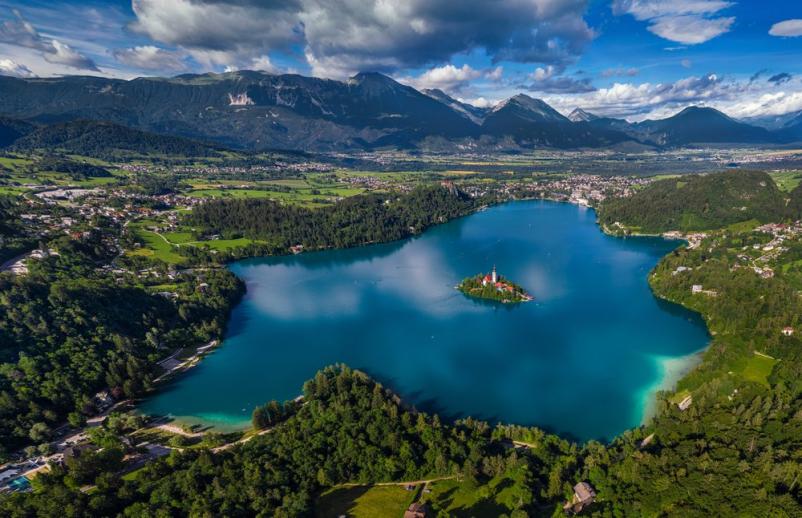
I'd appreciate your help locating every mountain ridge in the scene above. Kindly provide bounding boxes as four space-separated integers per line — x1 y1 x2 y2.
0 71 796 151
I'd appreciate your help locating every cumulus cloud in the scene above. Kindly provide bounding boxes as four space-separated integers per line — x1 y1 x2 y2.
112 45 188 71
460 96 498 108
613 0 734 44
129 0 594 78
401 64 508 94
768 72 792 85
0 57 35 77
524 65 595 93
601 67 639 78
130 0 303 67
541 73 742 120
769 19 802 37
0 9 98 71
302 0 594 77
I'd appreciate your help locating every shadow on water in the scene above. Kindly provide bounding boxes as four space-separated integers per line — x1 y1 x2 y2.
654 296 709 333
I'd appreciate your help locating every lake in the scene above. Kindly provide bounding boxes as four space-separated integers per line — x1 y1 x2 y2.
141 200 709 441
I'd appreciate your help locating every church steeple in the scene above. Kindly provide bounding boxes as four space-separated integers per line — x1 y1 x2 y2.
491 264 497 283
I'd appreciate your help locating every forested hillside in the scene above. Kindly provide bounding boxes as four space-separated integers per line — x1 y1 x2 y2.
187 184 477 251
598 170 788 233
0 366 571 516
0 229 243 452
9 120 223 159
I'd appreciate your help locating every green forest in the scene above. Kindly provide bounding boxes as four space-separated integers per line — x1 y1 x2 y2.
598 170 790 233
2 169 802 516
186 184 478 254
0 228 244 453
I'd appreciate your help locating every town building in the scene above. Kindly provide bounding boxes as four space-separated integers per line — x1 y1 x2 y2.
782 327 794 337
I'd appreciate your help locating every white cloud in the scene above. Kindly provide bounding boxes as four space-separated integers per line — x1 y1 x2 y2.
112 45 188 72
0 57 35 77
250 56 279 74
647 14 734 44
612 0 735 44
769 19 802 37
130 0 302 67
400 64 484 93
531 65 556 81
525 64 595 93
485 66 503 82
0 9 98 71
537 73 802 121
460 96 498 108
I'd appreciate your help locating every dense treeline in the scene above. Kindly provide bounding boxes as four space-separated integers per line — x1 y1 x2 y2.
0 366 571 516
598 170 788 233
0 196 34 263
11 120 222 159
0 231 244 453
186 185 477 251
35 157 111 179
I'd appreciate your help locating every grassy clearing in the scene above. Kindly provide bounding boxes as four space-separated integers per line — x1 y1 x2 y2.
770 171 802 192
741 353 778 386
315 485 414 518
669 389 691 405
128 229 186 264
192 237 263 251
420 477 526 517
726 219 761 233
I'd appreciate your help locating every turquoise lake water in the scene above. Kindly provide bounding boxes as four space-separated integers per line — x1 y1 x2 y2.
141 200 709 441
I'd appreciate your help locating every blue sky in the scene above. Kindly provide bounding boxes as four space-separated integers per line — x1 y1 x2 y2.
1 1 801 120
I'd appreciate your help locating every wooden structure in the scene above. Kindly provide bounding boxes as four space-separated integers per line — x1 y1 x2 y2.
563 481 596 514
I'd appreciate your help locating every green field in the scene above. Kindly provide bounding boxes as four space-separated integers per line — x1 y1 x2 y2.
128 228 186 264
741 353 778 386
770 171 802 192
315 485 415 518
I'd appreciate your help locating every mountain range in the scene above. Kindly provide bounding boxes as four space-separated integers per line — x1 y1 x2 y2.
0 70 800 153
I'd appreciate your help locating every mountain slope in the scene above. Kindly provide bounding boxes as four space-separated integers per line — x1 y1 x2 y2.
11 119 223 157
0 72 476 151
568 108 598 122
0 116 36 148
635 106 777 146
482 94 632 148
422 88 488 124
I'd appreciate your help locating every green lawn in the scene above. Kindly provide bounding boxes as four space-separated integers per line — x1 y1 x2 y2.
315 485 414 518
191 237 263 251
741 353 778 386
161 231 196 244
770 171 802 192
420 477 527 517
128 229 186 264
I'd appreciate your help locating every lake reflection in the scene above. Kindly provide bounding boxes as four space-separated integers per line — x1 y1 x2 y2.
141 200 709 441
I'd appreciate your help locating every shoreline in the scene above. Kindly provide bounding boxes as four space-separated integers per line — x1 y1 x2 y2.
639 348 706 425
139 198 715 444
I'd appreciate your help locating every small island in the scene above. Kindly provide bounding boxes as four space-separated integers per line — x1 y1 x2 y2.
457 266 533 303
